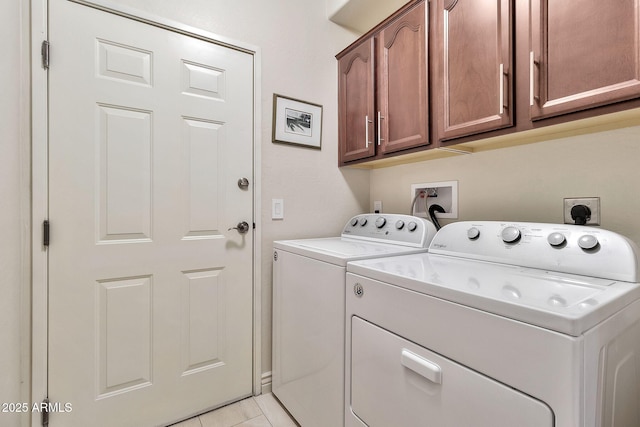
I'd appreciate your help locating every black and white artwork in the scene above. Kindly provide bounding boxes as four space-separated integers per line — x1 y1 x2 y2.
273 94 322 149
285 108 312 137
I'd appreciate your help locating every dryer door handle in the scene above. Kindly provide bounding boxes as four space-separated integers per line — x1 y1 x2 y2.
401 349 442 384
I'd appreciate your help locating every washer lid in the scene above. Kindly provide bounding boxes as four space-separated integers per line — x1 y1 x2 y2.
274 237 428 266
348 253 640 336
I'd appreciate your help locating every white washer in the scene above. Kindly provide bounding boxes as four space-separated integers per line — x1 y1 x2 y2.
346 221 640 427
272 214 438 427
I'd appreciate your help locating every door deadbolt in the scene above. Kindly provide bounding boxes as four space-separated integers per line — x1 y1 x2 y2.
228 221 250 234
237 177 249 189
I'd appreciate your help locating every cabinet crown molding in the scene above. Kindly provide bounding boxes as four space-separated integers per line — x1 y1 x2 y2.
445 0 459 11
386 21 422 49
344 52 370 74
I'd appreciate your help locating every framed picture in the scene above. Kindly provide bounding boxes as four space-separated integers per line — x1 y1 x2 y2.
272 94 322 149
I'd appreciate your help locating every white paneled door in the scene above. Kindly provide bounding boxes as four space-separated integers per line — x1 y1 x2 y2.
47 1 254 425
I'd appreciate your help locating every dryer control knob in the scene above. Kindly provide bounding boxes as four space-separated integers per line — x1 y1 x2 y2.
375 217 387 228
578 234 599 250
350 217 359 227
501 226 521 243
547 232 566 247
467 227 480 240
407 221 418 232
395 220 405 230
359 218 368 226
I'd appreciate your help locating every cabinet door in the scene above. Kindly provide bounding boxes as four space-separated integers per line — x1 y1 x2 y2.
378 2 430 154
438 0 512 140
338 38 376 164
530 0 640 120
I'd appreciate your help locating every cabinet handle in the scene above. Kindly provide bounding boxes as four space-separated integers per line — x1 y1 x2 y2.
401 348 442 384
377 111 384 146
365 115 373 148
530 51 540 106
499 63 505 113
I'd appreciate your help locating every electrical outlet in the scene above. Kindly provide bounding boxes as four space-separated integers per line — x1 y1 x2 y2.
410 181 458 219
373 201 382 213
563 197 600 225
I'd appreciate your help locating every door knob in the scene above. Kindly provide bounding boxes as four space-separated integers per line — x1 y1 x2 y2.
228 221 250 234
237 177 249 189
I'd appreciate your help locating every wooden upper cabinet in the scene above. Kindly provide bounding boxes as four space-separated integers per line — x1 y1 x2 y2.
530 0 640 120
378 1 429 154
337 1 429 165
437 0 513 141
338 38 376 163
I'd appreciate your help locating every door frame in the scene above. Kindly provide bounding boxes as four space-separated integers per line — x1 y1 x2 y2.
31 1 262 424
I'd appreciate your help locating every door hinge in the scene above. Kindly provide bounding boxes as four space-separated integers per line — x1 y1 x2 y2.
43 220 50 247
41 40 50 69
41 398 49 426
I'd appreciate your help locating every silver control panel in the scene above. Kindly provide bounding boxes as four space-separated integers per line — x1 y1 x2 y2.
341 214 438 248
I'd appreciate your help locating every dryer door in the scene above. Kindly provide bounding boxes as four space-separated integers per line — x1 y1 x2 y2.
348 317 554 427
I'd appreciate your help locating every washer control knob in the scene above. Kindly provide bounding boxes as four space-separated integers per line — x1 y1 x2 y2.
395 220 405 230
407 221 418 232
578 234 599 250
350 218 359 227
375 217 387 228
501 226 521 243
547 232 566 247
467 227 480 240
359 218 368 226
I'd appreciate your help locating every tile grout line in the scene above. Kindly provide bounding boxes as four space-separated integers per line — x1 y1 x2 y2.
228 406 272 427
252 396 274 427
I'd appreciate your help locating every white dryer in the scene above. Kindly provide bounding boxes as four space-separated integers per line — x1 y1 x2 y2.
272 214 438 427
345 221 640 427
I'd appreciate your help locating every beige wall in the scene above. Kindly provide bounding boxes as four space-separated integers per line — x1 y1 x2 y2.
370 125 640 246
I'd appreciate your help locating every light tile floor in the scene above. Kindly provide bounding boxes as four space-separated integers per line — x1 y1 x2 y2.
170 393 299 427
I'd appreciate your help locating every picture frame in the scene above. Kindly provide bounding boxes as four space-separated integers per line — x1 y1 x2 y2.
272 94 323 149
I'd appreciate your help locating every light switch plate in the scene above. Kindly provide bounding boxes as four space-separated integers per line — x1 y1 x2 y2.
272 199 284 220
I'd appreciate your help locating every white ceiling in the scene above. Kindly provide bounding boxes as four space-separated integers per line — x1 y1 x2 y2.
328 0 410 34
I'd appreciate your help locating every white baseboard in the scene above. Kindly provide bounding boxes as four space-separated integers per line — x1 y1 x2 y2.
260 371 272 394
